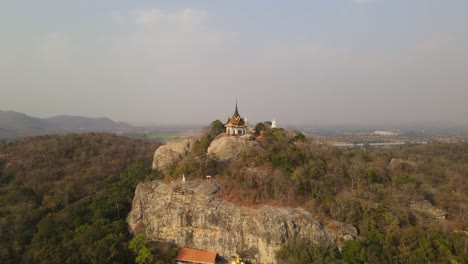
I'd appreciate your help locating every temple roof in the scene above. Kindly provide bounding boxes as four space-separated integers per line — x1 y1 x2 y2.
225 101 246 127
176 248 217 264
225 116 246 127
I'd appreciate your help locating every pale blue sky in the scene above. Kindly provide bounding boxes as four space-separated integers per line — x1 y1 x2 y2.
1 0 467 125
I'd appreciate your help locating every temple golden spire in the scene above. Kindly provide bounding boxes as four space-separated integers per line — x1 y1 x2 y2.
233 99 240 117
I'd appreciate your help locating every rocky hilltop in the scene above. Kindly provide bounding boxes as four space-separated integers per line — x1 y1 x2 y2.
151 136 260 169
127 180 335 263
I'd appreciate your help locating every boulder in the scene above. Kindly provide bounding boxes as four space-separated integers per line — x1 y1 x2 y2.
410 200 447 220
207 135 259 161
389 158 417 171
152 139 194 170
325 220 358 244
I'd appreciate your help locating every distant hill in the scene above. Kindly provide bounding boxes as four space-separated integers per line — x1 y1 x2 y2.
44 115 129 131
0 110 49 136
0 110 131 137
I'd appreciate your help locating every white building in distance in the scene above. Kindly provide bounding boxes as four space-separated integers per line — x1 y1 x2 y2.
374 131 397 136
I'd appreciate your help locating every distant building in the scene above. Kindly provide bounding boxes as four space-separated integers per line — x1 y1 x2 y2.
374 130 397 136
225 102 247 136
176 247 218 264
271 119 277 128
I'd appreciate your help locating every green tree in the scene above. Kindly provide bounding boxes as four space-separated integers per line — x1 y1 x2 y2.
209 120 225 137
341 240 365 264
292 132 306 142
276 236 338 264
129 234 154 264
126 161 151 187
255 122 267 134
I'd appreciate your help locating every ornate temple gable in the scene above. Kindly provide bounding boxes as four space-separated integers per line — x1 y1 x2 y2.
224 102 247 135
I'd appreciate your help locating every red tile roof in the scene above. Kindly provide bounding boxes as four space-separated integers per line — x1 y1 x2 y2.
176 247 217 264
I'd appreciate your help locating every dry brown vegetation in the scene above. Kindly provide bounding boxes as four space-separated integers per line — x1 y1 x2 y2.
164 126 468 263
1 128 466 264
0 133 161 264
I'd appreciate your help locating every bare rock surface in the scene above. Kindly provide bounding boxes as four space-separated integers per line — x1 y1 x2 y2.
127 180 335 263
325 220 358 242
152 139 194 170
389 158 417 170
410 200 448 220
207 136 259 161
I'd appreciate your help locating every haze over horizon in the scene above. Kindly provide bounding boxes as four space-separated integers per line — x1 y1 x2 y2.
1 1 467 126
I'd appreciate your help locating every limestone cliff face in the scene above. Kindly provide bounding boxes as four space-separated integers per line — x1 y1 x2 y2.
152 139 194 170
127 180 335 264
207 136 259 161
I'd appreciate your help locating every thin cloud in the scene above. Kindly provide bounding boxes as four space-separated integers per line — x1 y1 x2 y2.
419 37 453 51
351 0 379 4
134 8 207 29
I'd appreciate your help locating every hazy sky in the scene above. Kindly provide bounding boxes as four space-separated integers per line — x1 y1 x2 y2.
1 0 467 125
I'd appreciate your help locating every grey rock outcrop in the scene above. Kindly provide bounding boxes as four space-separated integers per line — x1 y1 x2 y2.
389 158 417 171
127 180 335 263
325 220 358 243
207 136 259 161
410 200 447 220
152 139 194 170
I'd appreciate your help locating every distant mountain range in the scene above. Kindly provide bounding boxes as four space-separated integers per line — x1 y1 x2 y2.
0 110 131 137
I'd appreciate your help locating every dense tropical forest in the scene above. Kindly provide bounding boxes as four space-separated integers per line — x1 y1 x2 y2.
0 133 166 263
0 128 467 263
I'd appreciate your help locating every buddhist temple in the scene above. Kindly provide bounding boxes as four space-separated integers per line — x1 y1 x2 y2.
225 102 247 135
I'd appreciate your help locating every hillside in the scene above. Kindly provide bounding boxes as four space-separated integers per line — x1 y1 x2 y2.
0 133 161 263
44 115 129 131
143 126 468 263
0 110 50 135
0 129 466 264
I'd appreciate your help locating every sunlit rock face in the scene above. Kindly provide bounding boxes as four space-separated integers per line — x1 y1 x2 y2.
127 180 335 263
151 139 194 170
207 135 259 161
410 200 448 220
